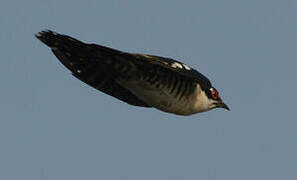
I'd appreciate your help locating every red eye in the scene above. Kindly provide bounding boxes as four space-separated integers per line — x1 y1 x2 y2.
211 89 219 99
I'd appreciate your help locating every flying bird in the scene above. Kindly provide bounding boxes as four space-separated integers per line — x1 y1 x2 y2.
35 30 229 115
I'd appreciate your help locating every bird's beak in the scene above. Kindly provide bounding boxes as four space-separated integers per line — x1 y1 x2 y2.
217 102 230 111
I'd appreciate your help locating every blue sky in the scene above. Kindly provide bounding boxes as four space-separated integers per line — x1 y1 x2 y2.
1 0 296 179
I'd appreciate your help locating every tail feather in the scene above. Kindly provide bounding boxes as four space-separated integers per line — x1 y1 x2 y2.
35 30 151 107
35 30 121 73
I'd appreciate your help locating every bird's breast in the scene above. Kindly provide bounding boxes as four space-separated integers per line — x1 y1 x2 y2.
118 69 203 115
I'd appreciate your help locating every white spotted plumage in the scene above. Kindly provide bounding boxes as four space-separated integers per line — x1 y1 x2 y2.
182 64 191 70
171 62 183 69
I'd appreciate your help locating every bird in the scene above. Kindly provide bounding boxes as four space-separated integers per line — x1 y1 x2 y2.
35 30 229 116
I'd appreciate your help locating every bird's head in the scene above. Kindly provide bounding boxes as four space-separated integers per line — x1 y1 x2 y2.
196 85 230 113
204 87 230 111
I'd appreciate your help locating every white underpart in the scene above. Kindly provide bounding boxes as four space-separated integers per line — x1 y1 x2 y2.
119 79 214 115
171 62 183 69
193 85 215 112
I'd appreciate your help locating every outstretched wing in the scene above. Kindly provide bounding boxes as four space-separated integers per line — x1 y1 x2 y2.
35 30 151 107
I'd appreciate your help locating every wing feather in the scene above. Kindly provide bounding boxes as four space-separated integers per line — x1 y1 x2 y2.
132 54 212 88
36 30 151 107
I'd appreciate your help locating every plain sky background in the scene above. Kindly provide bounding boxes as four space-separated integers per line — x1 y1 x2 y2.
1 0 296 179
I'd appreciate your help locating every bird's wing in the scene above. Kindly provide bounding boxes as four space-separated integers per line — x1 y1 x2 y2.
131 54 212 88
36 30 151 107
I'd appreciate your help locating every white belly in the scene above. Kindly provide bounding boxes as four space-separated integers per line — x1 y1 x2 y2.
119 80 202 115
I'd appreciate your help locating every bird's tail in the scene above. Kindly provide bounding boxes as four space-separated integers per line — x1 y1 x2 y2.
35 30 150 107
35 30 133 75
